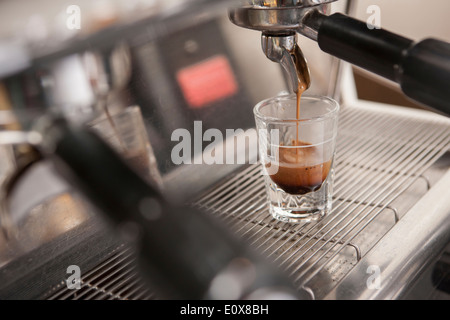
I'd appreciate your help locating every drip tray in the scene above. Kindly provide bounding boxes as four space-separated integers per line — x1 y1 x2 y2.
46 104 450 300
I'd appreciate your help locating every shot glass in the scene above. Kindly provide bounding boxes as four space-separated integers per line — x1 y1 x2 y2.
254 94 339 224
89 106 163 189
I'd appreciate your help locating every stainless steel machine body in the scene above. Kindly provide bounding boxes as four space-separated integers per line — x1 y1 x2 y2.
43 93 450 300
0 0 450 300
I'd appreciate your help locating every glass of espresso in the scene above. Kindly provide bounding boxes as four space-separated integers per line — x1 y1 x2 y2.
254 94 339 224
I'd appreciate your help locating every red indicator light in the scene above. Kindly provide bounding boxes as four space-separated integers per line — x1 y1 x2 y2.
176 55 238 109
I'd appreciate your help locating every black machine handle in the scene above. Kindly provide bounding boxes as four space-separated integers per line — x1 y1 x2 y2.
45 119 303 300
314 13 450 116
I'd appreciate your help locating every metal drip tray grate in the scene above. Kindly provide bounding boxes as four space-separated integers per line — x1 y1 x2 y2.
195 106 450 298
46 105 450 300
46 245 154 300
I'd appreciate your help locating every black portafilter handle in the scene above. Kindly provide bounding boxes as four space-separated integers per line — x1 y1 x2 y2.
309 13 450 116
44 118 304 300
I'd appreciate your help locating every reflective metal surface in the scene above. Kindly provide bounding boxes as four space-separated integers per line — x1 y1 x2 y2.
261 33 311 93
193 104 450 299
229 0 333 38
325 168 450 299
43 101 450 300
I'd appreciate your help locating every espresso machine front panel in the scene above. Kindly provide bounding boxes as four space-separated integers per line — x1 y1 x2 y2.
130 18 256 175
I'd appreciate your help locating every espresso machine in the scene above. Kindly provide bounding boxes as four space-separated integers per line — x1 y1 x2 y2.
1 0 450 300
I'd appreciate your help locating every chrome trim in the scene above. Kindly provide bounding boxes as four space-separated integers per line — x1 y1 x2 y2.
325 167 450 300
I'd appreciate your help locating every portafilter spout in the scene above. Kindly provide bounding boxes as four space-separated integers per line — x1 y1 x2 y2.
261 33 311 93
229 1 333 93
